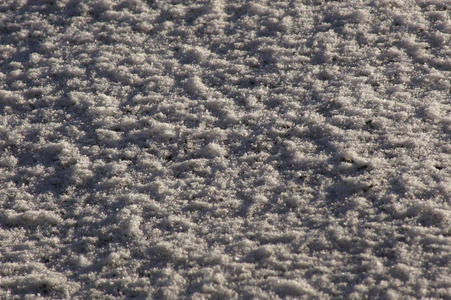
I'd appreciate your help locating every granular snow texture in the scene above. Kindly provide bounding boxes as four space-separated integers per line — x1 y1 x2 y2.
1 0 451 299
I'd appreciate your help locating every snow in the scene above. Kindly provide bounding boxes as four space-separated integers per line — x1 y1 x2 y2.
1 0 451 298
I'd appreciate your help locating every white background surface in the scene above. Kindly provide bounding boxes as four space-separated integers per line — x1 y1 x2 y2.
1 0 451 298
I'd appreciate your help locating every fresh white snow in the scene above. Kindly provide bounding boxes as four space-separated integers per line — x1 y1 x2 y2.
1 0 451 298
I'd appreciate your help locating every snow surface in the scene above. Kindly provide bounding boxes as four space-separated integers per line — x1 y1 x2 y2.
1 0 451 298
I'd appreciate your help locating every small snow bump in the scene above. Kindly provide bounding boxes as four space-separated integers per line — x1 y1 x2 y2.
252 245 273 260
182 46 210 64
142 120 176 140
337 150 370 171
3 210 63 226
199 143 227 158
247 3 268 15
74 256 92 268
95 129 122 142
0 155 18 169
152 242 175 259
282 193 304 208
136 22 154 33
269 278 316 297
105 251 129 267
391 263 415 282
421 102 442 120
348 9 370 24
185 76 207 94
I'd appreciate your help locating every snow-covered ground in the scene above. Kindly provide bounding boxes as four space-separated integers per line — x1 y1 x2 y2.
1 0 451 298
